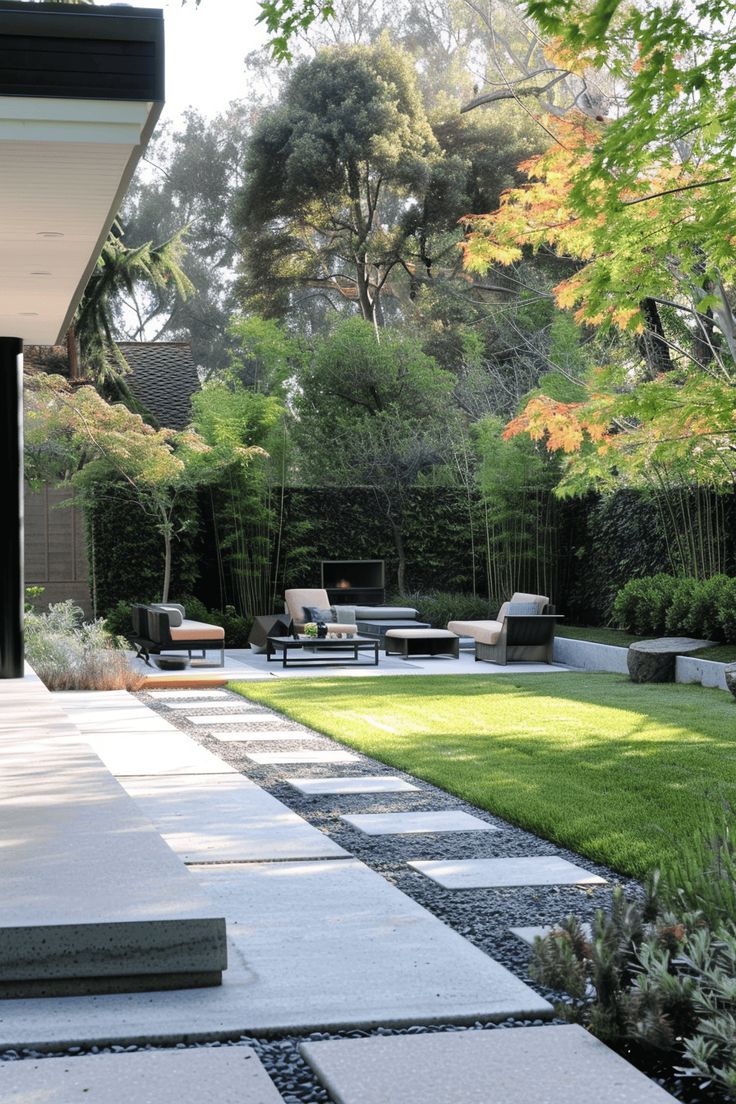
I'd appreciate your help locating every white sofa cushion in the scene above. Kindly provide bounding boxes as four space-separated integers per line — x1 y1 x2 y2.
447 620 503 645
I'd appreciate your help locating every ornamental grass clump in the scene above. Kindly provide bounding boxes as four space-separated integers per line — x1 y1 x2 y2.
530 806 736 1099
25 600 144 692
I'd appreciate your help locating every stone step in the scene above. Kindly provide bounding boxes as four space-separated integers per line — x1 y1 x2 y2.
122 773 348 862
300 1023 678 1103
409 857 606 889
187 712 279 725
1 1045 284 1103
211 730 321 743
0 677 226 998
342 811 501 836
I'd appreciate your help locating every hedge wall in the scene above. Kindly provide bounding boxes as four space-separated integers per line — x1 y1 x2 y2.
87 481 200 615
88 476 736 626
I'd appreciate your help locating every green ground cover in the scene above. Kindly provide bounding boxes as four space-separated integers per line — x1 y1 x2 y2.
230 673 736 878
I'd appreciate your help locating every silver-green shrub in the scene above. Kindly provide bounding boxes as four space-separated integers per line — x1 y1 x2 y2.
25 600 144 691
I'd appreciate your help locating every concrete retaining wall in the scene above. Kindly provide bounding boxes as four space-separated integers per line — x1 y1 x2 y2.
555 635 731 692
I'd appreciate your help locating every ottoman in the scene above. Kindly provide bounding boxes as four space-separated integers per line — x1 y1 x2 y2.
385 628 460 660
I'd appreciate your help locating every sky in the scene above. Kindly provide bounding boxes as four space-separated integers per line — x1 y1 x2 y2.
119 0 270 122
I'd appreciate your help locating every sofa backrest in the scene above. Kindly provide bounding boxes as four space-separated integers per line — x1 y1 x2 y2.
285 588 330 627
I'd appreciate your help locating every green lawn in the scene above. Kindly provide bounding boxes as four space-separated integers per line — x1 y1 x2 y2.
230 673 736 878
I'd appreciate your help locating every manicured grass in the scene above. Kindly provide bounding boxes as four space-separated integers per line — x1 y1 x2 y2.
230 673 736 878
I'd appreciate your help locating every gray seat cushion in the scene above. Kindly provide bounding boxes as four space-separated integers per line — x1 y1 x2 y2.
353 606 419 620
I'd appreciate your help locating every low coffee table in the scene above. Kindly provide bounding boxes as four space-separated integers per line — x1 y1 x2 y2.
267 635 379 668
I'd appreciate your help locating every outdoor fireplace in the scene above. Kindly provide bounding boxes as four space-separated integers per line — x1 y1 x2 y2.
321 560 385 606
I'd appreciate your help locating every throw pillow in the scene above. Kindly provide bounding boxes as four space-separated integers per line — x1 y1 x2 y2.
153 604 183 627
303 605 334 624
506 601 539 616
333 605 357 624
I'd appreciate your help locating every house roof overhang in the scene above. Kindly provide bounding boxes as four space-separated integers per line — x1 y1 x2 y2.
0 1 164 345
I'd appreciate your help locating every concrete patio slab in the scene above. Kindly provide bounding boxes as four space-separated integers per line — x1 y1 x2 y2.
121 773 348 862
81 732 237 777
288 776 420 795
0 677 226 997
0 1045 284 1104
342 811 500 836
246 750 361 764
300 1023 677 1103
0 860 551 1048
408 857 606 889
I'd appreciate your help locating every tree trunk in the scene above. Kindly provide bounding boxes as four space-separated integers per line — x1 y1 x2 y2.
637 298 673 377
66 325 80 382
161 528 172 604
387 514 407 596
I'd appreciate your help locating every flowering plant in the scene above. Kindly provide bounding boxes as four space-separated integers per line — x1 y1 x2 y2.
303 622 318 638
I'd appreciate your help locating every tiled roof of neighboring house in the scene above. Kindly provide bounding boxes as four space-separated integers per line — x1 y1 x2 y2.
117 342 199 431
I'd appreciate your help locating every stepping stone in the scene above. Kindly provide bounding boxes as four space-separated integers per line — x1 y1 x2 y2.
511 922 592 947
187 712 280 725
1 1045 284 1103
288 776 419 795
300 1022 678 1103
0 860 551 1047
342 811 500 836
149 690 228 699
122 773 348 862
211 730 321 743
246 750 360 764
159 700 247 711
408 857 606 889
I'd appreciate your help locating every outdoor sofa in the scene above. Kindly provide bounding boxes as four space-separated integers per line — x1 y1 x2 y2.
448 592 560 665
130 602 225 667
284 589 430 642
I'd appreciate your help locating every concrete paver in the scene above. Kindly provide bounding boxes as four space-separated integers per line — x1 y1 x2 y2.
300 1023 678 1103
342 811 501 836
408 857 606 889
246 751 361 764
0 1045 284 1103
122 773 348 862
287 776 419 795
0 860 551 1048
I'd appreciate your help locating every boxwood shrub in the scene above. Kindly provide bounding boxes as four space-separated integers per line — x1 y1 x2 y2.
612 574 736 642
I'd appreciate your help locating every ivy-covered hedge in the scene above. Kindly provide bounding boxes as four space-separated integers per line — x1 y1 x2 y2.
87 473 736 630
86 480 199 615
612 574 736 642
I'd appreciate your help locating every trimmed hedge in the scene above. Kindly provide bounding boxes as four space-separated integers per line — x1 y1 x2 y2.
611 574 736 643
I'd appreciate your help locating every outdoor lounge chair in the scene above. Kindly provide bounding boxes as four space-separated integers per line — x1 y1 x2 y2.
448 592 561 665
130 602 225 667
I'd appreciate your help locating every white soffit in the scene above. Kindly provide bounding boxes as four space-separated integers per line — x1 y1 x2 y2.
0 96 156 345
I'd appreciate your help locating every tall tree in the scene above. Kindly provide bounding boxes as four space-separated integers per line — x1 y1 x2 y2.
236 38 440 329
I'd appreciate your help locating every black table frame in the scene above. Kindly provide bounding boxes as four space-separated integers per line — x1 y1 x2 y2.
266 635 379 668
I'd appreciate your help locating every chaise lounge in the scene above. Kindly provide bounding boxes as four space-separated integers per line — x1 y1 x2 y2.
448 592 561 665
131 603 225 667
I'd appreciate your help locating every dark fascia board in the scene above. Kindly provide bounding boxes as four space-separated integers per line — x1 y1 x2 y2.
0 2 164 102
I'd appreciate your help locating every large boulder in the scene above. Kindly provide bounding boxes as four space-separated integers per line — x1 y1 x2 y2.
627 637 714 684
725 663 736 699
